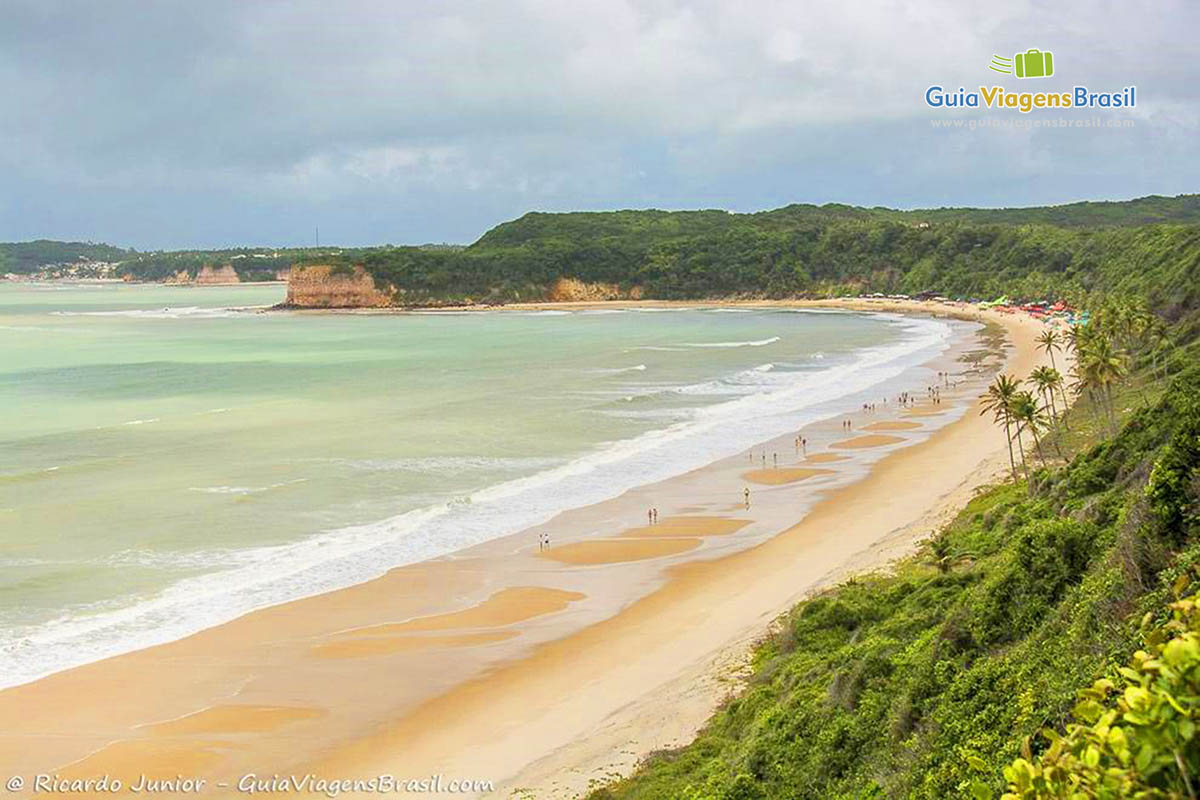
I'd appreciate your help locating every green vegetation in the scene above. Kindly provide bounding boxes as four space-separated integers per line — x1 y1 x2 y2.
7 196 1200 305
116 249 299 282
587 302 1200 798
304 197 1200 309
0 240 127 273
0 242 324 282
995 593 1200 799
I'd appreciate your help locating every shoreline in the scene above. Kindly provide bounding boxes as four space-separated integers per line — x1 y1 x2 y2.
0 299 1056 798
319 301 1055 798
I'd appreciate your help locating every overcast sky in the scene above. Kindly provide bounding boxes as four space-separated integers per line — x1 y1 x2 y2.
1 0 1195 249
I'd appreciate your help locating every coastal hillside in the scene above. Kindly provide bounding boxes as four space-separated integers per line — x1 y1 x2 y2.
8 194 1200 302
295 196 1200 310
588 302 1200 799
0 243 311 282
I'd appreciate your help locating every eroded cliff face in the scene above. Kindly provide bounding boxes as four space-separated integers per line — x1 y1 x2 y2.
284 265 393 308
283 270 641 308
163 264 242 285
195 264 240 284
546 277 643 302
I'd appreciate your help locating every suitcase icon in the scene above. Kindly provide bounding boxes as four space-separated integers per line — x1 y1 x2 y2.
1014 49 1053 78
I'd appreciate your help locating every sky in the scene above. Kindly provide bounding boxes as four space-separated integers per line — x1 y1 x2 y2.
1 0 1196 249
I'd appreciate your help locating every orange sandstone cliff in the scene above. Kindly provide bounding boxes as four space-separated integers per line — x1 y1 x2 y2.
163 264 242 285
282 269 641 309
284 265 393 308
546 277 643 302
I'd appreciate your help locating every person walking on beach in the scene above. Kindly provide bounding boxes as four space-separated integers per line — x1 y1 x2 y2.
773 452 778 468
743 487 751 509
648 509 654 526
652 508 659 524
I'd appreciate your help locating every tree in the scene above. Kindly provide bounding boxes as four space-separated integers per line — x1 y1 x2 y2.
982 374 1022 482
1028 367 1067 458
1011 391 1050 475
1036 330 1073 428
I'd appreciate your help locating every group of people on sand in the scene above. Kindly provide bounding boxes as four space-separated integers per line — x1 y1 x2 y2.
749 450 781 468
646 507 659 525
926 385 943 405
537 532 552 551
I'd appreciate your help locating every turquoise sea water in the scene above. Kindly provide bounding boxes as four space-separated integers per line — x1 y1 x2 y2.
0 282 953 687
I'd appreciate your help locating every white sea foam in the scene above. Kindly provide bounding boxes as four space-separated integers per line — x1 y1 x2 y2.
0 312 963 690
681 336 780 348
53 306 245 319
586 364 648 375
333 456 565 475
188 479 307 496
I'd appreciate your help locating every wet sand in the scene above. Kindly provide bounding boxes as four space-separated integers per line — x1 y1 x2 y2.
805 452 850 464
622 516 749 538
742 467 835 485
863 420 923 432
539 537 703 565
831 434 906 449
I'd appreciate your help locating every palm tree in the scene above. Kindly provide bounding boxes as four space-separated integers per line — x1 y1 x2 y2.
1036 329 1072 425
1027 367 1066 458
1028 366 1059 421
927 534 974 574
1011 390 1050 473
1037 329 1062 372
1072 334 1126 430
981 374 1021 481
1148 320 1173 380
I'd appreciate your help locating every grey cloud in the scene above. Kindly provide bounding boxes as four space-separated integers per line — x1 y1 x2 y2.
1 0 1196 248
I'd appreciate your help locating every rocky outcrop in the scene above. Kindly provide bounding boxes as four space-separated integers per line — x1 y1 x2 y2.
162 264 242 285
194 264 240 285
284 265 393 308
546 277 643 302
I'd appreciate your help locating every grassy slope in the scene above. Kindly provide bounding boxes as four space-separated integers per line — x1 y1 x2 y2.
587 343 1200 800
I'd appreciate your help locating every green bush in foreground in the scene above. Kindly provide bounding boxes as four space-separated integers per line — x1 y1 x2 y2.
991 590 1200 799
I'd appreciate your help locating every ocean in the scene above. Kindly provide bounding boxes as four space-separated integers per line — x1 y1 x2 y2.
0 282 955 687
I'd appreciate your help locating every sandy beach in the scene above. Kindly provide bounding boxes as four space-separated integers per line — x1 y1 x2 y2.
0 298 1059 798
